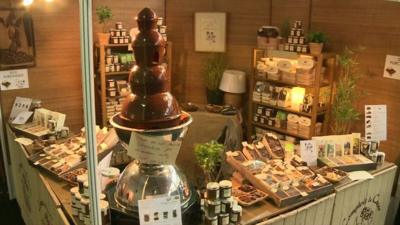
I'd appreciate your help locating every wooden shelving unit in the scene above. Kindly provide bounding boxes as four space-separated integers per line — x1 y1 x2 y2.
94 42 172 127
247 49 336 141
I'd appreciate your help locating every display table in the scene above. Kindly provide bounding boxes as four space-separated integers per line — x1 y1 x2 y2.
6 126 397 225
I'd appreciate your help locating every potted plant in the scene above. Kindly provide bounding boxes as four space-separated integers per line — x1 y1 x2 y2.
203 54 228 105
331 48 363 134
308 31 327 54
194 140 224 184
96 5 112 45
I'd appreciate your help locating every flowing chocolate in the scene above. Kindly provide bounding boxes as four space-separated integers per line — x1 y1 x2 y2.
116 8 181 129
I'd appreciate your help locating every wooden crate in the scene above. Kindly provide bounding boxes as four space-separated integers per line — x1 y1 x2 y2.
226 156 334 207
330 164 396 225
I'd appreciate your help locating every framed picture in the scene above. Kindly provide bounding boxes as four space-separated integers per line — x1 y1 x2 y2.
194 12 226 52
0 8 36 70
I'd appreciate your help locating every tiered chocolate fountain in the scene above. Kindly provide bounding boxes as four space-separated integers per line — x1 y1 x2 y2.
108 8 200 224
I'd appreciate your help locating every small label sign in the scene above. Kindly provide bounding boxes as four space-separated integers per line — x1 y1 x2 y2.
0 69 29 90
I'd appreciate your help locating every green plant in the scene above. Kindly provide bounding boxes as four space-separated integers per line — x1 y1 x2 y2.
204 54 228 91
308 31 328 44
280 19 291 40
96 5 112 33
194 140 224 183
331 47 363 134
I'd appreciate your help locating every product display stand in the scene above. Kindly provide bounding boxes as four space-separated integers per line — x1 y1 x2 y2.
247 49 336 141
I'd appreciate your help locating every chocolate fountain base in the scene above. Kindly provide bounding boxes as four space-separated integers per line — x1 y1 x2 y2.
106 185 202 225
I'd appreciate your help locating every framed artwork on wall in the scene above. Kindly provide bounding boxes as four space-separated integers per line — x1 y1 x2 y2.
0 8 36 70
194 12 226 52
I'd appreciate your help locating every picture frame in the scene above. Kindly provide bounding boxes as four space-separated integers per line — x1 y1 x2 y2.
0 8 36 70
194 12 226 52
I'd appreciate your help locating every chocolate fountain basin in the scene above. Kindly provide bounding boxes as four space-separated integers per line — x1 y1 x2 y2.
110 111 192 150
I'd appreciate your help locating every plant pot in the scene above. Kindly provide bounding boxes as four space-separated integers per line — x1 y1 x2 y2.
309 42 324 55
97 33 110 45
206 89 224 105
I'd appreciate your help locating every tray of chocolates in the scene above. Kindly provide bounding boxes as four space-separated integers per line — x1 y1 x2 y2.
232 184 268 207
262 133 285 159
226 134 334 207
317 154 377 172
313 166 348 183
60 168 88 185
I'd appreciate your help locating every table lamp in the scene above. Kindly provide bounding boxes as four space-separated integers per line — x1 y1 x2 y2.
219 70 246 108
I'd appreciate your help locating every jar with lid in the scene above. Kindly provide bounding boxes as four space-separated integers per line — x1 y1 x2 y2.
83 181 89 197
221 197 232 214
115 29 121 37
100 200 111 225
115 64 121 72
106 55 113 64
77 174 88 194
121 29 127 36
206 199 221 217
219 180 232 199
115 22 123 30
113 55 119 64
206 182 220 201
230 205 242 224
80 197 90 217
218 213 230 225
119 37 124 44
100 167 120 191
204 215 218 225
70 186 79 207
112 37 119 44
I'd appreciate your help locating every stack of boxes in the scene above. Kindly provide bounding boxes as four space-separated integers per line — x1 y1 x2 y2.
283 21 308 53
106 79 129 120
70 173 111 225
202 180 242 225
156 17 167 41
109 22 131 45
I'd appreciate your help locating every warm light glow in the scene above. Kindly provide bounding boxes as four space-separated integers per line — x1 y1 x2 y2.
291 87 305 111
45 0 54 2
22 0 34 6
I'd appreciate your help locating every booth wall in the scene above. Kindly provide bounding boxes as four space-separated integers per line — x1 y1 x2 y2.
0 0 165 132
166 0 400 164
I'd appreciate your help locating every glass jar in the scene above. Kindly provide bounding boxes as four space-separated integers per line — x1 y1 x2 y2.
77 174 88 194
221 197 232 214
204 215 218 225
206 200 221 217
218 213 230 225
83 181 89 197
206 182 220 201
100 167 120 191
219 180 232 199
230 205 242 223
115 22 123 30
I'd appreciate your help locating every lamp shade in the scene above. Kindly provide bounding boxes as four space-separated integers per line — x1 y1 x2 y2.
219 70 246 94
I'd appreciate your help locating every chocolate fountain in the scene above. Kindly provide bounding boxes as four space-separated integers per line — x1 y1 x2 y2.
108 8 200 224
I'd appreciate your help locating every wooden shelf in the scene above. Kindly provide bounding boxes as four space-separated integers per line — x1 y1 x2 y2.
254 77 330 88
105 71 130 76
95 43 131 48
252 122 309 139
248 48 336 141
253 102 328 117
253 102 312 117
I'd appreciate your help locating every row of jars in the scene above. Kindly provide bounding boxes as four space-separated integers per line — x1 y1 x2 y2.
203 180 242 225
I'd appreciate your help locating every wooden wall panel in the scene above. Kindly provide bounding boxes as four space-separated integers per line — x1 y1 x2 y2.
311 0 400 164
0 0 83 132
270 0 310 32
92 0 165 34
166 0 270 103
0 0 164 133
